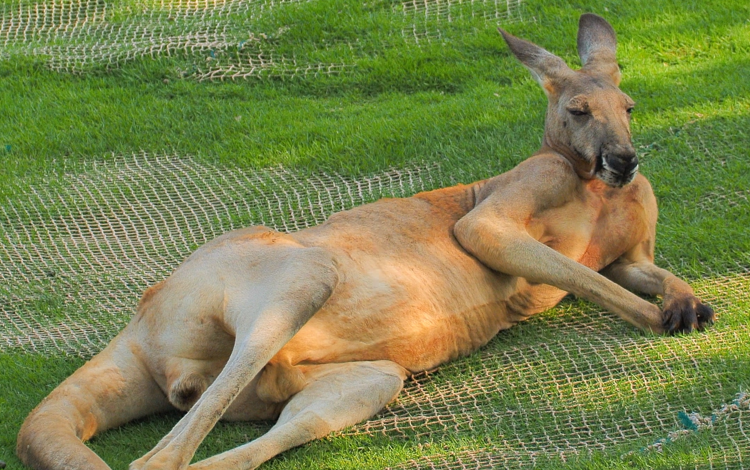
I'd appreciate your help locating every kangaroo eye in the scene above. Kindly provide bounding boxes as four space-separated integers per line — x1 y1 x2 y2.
568 109 588 116
626 107 635 114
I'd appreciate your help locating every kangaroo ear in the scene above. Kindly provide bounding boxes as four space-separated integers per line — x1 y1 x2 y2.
499 28 569 95
577 13 621 85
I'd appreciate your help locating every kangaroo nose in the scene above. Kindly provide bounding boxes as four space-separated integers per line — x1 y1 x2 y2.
616 153 638 175
623 155 639 175
605 146 638 175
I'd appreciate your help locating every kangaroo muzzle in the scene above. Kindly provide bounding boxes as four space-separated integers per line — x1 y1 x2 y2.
598 144 639 187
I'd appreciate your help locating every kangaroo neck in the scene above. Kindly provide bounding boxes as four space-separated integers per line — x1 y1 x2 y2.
541 134 597 180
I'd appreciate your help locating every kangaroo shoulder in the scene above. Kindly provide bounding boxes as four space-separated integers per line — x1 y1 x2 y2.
477 154 581 210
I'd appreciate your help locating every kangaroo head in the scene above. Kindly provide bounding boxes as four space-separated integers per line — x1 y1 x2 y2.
500 14 637 187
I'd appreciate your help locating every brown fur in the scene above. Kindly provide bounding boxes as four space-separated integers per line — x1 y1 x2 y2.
17 14 713 470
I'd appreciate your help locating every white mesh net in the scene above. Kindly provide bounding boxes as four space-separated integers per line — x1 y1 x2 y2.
0 153 441 356
2 0 748 466
366 274 750 468
1 153 748 469
0 0 524 77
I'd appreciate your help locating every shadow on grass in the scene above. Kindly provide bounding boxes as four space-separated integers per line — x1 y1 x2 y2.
3 291 748 469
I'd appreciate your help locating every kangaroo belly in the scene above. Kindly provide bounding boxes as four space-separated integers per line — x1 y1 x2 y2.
282 212 524 372
278 261 569 373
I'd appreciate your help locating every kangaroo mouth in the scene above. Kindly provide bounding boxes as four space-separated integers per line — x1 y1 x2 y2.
595 154 639 188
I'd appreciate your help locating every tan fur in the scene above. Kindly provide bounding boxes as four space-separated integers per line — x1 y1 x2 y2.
255 360 307 404
17 14 714 470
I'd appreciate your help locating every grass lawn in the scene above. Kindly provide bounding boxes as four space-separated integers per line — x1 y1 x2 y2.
1 0 749 468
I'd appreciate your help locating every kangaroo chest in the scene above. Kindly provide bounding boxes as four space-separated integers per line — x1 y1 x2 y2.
532 179 647 272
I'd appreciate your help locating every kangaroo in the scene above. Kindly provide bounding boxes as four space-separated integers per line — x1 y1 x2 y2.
17 14 714 470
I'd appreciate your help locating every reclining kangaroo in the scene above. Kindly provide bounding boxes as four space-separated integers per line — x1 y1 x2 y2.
17 14 714 470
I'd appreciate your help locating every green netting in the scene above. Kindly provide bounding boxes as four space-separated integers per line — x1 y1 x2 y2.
1 153 748 469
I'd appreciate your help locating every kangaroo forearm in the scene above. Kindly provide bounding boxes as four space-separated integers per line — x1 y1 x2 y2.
465 236 663 330
601 261 662 295
662 273 696 298
602 261 695 299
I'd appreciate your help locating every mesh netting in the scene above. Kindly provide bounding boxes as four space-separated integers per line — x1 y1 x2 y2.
0 0 524 77
4 0 747 466
1 153 748 468
0 153 442 356
365 273 750 469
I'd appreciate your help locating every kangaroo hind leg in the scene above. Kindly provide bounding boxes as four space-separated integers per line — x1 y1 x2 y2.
132 245 339 470
189 360 408 470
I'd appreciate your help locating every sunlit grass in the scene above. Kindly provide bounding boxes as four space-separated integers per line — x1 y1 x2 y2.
1 0 749 468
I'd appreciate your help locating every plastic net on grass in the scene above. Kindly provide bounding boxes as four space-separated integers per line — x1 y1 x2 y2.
1 153 748 469
0 0 341 76
367 273 750 469
0 0 525 77
0 153 441 356
395 0 523 45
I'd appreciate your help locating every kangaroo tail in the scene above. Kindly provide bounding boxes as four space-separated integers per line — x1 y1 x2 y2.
17 333 170 470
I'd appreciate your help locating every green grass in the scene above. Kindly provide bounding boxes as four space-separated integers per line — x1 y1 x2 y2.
3 298 750 469
1 0 750 468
